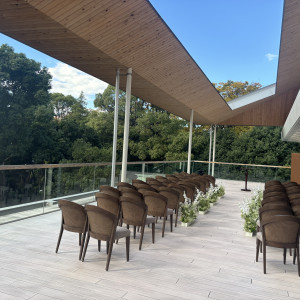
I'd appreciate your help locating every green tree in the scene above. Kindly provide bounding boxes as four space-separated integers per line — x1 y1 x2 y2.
0 44 52 164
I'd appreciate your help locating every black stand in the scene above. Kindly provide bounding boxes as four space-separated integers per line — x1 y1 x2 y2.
241 168 251 192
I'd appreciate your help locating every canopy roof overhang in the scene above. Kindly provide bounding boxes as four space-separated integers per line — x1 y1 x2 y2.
0 0 300 129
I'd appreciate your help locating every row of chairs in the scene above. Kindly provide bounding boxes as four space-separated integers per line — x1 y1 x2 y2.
55 172 216 271
256 180 300 276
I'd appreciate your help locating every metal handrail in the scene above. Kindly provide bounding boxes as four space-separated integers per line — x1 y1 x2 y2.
0 160 291 171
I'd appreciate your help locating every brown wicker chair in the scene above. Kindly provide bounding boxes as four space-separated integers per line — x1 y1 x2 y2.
167 183 185 204
99 185 120 198
256 215 300 275
177 181 196 201
81 205 130 271
120 197 155 250
158 186 180 227
143 191 173 237
95 192 120 217
56 199 87 260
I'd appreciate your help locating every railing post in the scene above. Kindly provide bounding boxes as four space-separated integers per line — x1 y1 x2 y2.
187 109 193 174
208 125 212 175
212 125 216 177
121 68 132 182
111 68 120 187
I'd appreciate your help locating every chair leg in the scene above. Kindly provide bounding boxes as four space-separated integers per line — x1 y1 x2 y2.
106 241 109 255
98 240 101 252
162 216 166 238
79 232 86 260
152 222 155 244
255 238 260 262
170 214 173 232
79 233 82 246
139 225 145 250
133 226 136 239
293 248 296 264
81 234 90 262
175 208 178 227
55 225 64 253
263 243 266 274
290 248 293 256
297 247 300 277
106 241 114 271
126 236 130 261
283 248 287 264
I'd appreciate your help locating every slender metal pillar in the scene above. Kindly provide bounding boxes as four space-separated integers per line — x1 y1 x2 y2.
187 109 193 174
212 125 217 177
121 68 132 182
208 125 212 175
110 69 120 187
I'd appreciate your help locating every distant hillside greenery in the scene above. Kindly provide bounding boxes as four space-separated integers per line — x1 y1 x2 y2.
1 44 300 167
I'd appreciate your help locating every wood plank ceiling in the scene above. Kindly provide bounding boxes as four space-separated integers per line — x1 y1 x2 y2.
0 0 299 126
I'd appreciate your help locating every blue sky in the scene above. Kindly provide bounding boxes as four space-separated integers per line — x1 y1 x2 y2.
0 0 284 107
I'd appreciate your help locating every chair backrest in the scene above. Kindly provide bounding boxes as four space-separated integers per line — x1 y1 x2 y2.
265 180 282 188
132 179 146 185
95 192 120 217
260 207 293 221
143 191 168 217
85 205 116 242
99 185 120 198
120 197 147 226
118 186 139 194
117 182 136 190
286 186 300 195
261 196 288 206
203 174 216 186
58 199 86 232
158 186 180 209
167 183 185 203
119 191 144 204
288 193 300 201
283 181 299 188
261 215 300 247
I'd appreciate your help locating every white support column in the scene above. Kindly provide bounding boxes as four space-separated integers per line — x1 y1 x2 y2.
212 125 217 177
208 125 212 175
121 68 132 182
187 109 193 174
110 68 120 187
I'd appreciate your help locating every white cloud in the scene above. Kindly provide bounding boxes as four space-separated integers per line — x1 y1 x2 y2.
48 62 108 107
266 53 278 61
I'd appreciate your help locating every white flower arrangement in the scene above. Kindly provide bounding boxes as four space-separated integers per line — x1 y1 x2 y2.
180 192 197 223
194 188 210 212
239 187 263 233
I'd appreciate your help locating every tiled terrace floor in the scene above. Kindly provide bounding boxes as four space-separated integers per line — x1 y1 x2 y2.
1 180 300 300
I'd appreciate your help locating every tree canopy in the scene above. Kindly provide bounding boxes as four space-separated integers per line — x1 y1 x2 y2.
1 44 300 171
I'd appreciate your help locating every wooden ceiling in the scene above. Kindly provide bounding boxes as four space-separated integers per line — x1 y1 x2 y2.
0 0 299 126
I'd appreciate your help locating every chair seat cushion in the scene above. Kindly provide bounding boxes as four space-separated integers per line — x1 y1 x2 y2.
256 219 260 227
256 231 262 241
115 227 131 239
145 216 156 225
166 208 173 216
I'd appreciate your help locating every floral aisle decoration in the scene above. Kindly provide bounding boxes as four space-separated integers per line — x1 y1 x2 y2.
215 183 225 198
205 184 220 204
180 192 197 225
194 189 210 213
239 188 263 234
